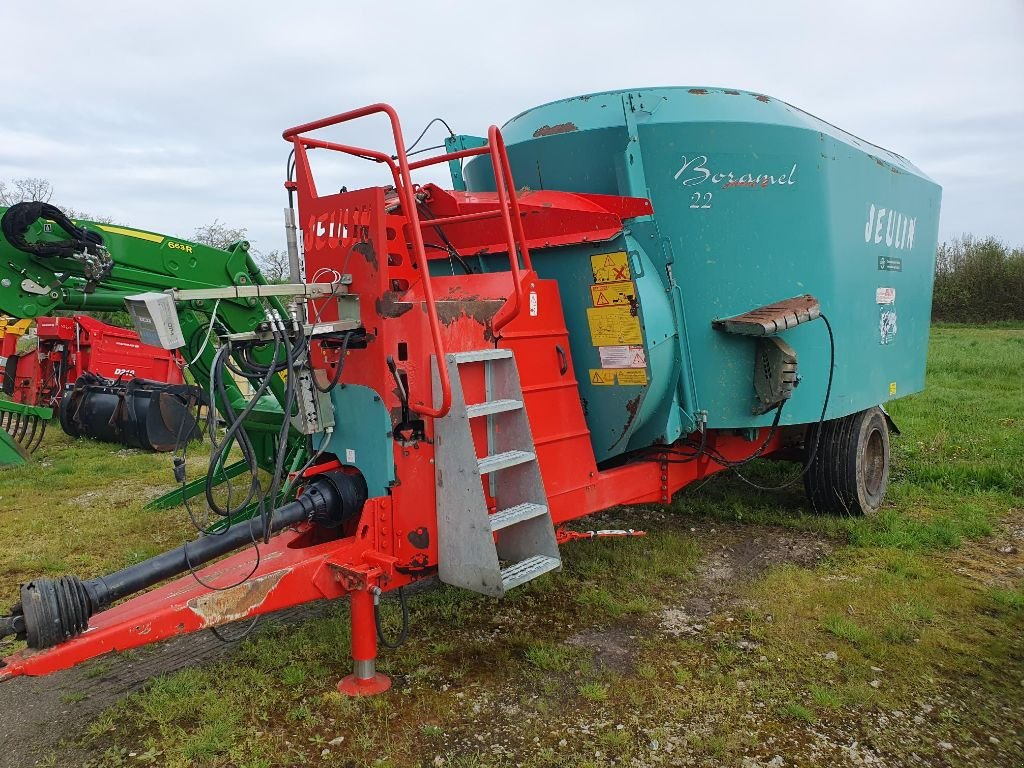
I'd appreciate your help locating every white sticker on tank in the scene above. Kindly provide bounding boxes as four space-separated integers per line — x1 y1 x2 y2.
345 448 356 464
876 287 896 305
598 345 647 369
529 291 538 317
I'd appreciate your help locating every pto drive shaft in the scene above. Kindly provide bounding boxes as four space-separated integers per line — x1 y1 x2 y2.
0 470 367 650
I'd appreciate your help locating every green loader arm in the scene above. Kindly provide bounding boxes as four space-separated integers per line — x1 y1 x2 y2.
0 204 295 476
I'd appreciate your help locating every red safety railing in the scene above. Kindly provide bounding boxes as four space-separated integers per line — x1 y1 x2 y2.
282 104 533 419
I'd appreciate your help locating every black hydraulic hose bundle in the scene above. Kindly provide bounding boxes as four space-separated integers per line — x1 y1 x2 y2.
203 314 303 542
0 201 104 260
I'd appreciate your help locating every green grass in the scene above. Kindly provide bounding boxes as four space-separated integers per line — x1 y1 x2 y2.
5 325 1020 767
0 434 211 598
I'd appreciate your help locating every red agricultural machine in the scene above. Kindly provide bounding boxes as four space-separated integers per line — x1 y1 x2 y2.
0 89 940 694
2 314 184 406
0 313 200 461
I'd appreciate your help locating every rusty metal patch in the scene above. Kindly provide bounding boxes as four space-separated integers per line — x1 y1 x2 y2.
353 241 377 270
431 299 503 327
712 294 821 337
187 570 287 626
533 122 578 138
610 394 643 448
688 88 709 95
376 292 414 318
755 94 771 103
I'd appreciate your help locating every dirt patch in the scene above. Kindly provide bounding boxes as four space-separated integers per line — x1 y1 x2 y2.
0 601 333 768
661 523 832 636
567 626 637 674
944 507 1024 589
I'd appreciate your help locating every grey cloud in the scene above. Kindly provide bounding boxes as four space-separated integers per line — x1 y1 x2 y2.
1 0 1021 251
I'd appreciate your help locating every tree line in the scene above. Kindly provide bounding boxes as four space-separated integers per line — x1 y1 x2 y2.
932 236 1024 323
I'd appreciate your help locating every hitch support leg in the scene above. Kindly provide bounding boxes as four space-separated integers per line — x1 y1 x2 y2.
338 588 391 696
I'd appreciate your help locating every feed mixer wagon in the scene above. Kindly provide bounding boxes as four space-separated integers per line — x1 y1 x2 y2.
0 87 940 695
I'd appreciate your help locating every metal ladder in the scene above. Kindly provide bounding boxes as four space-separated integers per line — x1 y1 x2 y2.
433 348 561 597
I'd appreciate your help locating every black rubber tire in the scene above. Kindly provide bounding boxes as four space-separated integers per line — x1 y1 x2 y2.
804 407 890 516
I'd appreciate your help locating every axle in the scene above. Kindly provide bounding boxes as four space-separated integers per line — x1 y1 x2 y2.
0 469 367 650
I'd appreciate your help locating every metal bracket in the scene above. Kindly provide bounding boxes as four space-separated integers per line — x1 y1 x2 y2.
171 280 350 302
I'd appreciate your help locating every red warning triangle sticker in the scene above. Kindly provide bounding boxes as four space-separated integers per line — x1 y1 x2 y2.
595 291 610 306
631 351 645 366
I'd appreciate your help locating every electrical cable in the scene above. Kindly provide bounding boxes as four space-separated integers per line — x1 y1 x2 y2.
729 312 836 491
406 143 447 158
313 331 351 393
417 203 473 274
404 117 455 155
186 299 220 367
374 587 410 649
632 312 834 485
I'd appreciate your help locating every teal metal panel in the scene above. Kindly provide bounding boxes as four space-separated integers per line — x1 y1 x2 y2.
316 384 395 497
466 87 942 442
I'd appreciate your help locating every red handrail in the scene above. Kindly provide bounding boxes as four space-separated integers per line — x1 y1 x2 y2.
487 126 527 336
282 105 533 417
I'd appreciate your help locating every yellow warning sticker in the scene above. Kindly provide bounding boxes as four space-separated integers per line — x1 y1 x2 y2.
614 369 648 386
587 306 642 346
591 251 631 284
590 280 636 307
889 381 897 397
588 368 648 386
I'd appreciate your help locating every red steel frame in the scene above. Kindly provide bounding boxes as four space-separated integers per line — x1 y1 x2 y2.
0 104 792 693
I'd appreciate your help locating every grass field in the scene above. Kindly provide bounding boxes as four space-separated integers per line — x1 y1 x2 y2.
3 325 1022 767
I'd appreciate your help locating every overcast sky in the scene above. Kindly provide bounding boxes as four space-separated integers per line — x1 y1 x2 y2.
2 1 1022 256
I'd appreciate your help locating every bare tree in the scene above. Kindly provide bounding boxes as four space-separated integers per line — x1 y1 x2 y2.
0 177 111 222
254 249 290 283
0 178 55 206
192 219 248 251
193 220 288 283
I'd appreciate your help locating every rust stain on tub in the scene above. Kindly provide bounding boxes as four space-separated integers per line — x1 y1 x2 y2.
188 570 288 626
533 122 578 138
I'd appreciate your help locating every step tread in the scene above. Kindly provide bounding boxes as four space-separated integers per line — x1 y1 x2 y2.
489 502 548 531
451 348 513 364
466 399 523 418
477 449 535 474
501 555 561 591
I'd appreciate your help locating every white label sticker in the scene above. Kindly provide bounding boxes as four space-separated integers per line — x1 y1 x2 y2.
876 287 896 304
529 291 538 317
598 345 647 369
345 448 356 464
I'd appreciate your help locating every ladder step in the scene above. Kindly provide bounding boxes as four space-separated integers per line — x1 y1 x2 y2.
466 398 522 418
489 502 548 532
477 449 535 474
500 555 561 591
451 348 512 364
